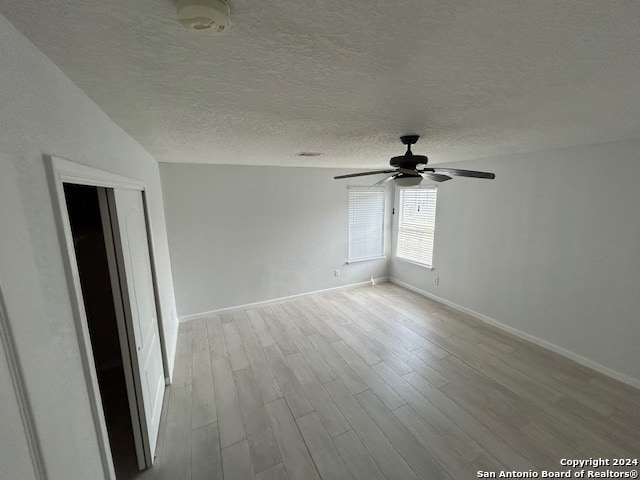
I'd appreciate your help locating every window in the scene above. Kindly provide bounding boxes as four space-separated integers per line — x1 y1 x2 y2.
348 187 385 262
396 187 437 267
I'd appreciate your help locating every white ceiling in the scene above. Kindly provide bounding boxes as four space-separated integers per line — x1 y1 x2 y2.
2 0 640 168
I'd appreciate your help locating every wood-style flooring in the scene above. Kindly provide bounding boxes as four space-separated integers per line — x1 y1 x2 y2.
134 283 640 480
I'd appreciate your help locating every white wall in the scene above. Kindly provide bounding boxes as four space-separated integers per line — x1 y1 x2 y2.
160 164 392 317
391 139 640 386
0 15 178 480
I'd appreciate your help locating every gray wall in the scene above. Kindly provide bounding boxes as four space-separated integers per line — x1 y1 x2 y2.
391 139 640 386
160 164 392 317
162 141 640 387
0 15 178 480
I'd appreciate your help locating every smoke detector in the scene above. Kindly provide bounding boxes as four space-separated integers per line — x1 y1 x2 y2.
176 0 230 33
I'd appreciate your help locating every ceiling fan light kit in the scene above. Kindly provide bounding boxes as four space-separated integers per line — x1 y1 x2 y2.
394 175 424 187
176 0 230 33
334 135 496 186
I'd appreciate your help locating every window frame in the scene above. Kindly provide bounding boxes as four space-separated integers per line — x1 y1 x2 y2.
395 186 438 269
347 186 386 263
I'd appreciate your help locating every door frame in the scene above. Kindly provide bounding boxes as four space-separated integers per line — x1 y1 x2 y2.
44 155 168 479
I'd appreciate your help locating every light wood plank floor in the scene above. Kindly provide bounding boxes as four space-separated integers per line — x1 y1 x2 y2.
134 283 640 480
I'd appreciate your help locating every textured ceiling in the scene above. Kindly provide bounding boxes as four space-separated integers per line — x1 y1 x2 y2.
2 0 640 168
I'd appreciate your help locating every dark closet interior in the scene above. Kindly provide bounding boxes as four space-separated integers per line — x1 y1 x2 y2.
64 183 138 480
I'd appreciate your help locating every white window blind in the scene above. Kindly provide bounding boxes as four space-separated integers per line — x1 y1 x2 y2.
396 187 437 267
348 187 385 262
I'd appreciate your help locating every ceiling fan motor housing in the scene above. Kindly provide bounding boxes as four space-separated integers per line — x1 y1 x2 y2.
390 154 429 169
177 0 231 33
390 135 428 168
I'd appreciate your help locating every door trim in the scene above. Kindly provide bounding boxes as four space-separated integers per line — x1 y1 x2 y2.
44 155 166 478
0 283 47 479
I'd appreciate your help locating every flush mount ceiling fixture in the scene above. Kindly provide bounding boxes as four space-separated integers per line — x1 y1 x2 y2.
334 135 496 186
176 0 230 33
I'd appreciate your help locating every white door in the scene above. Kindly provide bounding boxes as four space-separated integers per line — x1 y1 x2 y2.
106 188 165 467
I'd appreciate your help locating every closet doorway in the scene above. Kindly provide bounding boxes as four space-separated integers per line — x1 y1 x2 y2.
65 184 138 478
53 168 166 479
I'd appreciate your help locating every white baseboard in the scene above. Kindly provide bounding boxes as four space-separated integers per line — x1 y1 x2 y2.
391 278 640 390
180 277 390 323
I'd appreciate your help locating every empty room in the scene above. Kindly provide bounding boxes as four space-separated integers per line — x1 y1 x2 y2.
1 1 639 480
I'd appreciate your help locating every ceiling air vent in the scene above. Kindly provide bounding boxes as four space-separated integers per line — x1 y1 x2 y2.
296 152 325 157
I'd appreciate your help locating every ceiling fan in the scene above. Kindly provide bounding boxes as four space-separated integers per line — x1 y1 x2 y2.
334 135 495 186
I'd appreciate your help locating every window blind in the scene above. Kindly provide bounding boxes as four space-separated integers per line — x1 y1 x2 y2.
396 187 437 267
348 187 385 262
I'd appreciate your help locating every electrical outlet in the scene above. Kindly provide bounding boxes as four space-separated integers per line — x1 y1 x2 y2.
434 276 440 286
334 269 340 277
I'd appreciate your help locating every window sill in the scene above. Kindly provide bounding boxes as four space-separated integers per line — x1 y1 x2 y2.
395 257 434 270
346 256 386 264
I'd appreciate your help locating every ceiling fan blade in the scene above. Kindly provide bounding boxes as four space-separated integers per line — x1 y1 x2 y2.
370 175 394 187
429 168 495 179
334 170 396 179
422 172 452 182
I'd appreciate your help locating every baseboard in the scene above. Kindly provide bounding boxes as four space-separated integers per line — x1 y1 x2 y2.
390 278 640 390
180 276 390 323
166 319 180 384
